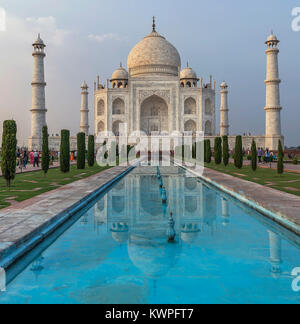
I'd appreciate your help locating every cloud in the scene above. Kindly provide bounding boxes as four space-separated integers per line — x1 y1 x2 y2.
88 33 125 43
25 16 71 46
0 13 72 142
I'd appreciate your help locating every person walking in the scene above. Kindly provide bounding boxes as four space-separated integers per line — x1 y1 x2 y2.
258 148 263 163
33 150 39 167
23 151 28 169
30 151 34 165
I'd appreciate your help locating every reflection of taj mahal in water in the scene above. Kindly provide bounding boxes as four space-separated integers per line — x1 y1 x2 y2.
91 167 284 279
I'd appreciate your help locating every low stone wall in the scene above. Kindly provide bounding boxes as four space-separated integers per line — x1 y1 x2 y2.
29 136 87 152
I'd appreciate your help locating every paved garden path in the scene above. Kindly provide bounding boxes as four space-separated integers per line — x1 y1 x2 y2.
229 159 300 173
0 162 78 176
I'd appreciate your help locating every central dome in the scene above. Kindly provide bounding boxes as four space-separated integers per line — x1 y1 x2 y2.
127 27 181 77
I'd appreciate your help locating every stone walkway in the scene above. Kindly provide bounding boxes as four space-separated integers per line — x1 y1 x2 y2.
185 166 300 234
0 162 77 176
229 159 300 173
0 166 132 268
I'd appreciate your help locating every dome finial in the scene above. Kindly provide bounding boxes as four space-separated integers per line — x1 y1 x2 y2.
152 16 156 32
120 62 122 68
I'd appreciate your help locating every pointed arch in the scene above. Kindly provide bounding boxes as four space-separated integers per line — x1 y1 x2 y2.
205 120 212 136
205 98 212 115
112 98 125 115
97 99 105 116
184 120 197 134
184 97 197 115
97 121 105 133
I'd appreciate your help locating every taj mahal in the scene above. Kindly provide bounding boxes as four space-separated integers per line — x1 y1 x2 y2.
28 18 284 151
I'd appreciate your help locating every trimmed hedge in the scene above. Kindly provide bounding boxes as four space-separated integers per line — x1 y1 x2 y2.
251 140 257 172
42 126 50 175
88 135 95 167
60 129 70 173
278 140 284 175
1 120 17 187
214 137 222 165
234 136 243 169
222 136 229 167
77 132 86 170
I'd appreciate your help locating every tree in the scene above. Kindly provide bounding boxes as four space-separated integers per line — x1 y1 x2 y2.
251 140 257 172
77 132 86 169
1 120 17 187
206 140 212 164
42 126 50 175
87 135 95 167
222 136 230 167
234 136 243 169
60 129 70 173
278 140 284 175
214 137 222 165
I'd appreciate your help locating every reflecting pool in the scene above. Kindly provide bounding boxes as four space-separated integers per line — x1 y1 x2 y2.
0 166 300 304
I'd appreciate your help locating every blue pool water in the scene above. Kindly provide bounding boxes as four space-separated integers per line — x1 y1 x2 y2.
0 166 300 304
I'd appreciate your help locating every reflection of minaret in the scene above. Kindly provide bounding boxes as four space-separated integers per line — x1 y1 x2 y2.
30 255 44 281
268 231 282 278
221 198 230 226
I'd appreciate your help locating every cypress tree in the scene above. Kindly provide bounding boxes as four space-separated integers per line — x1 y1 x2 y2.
42 126 50 175
278 140 284 175
214 137 222 165
206 140 212 164
251 140 257 172
1 120 17 187
234 136 243 169
77 132 86 169
87 135 95 167
60 129 70 173
204 140 208 163
222 136 230 167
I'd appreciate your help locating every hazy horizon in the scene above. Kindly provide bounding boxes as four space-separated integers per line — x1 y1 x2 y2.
0 0 299 147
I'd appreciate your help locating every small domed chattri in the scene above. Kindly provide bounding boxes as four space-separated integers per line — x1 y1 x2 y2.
180 64 198 80
111 63 129 80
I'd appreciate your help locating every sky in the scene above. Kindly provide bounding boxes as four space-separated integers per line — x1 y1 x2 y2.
0 0 299 147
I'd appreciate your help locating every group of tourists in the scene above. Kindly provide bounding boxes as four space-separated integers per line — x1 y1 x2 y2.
15 149 79 171
257 148 277 163
16 149 41 169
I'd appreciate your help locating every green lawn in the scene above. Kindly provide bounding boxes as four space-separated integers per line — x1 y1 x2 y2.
0 164 110 209
205 162 300 196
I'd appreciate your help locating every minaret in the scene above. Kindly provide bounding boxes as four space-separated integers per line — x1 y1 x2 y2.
80 81 89 136
28 34 47 151
220 81 229 136
264 32 283 150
